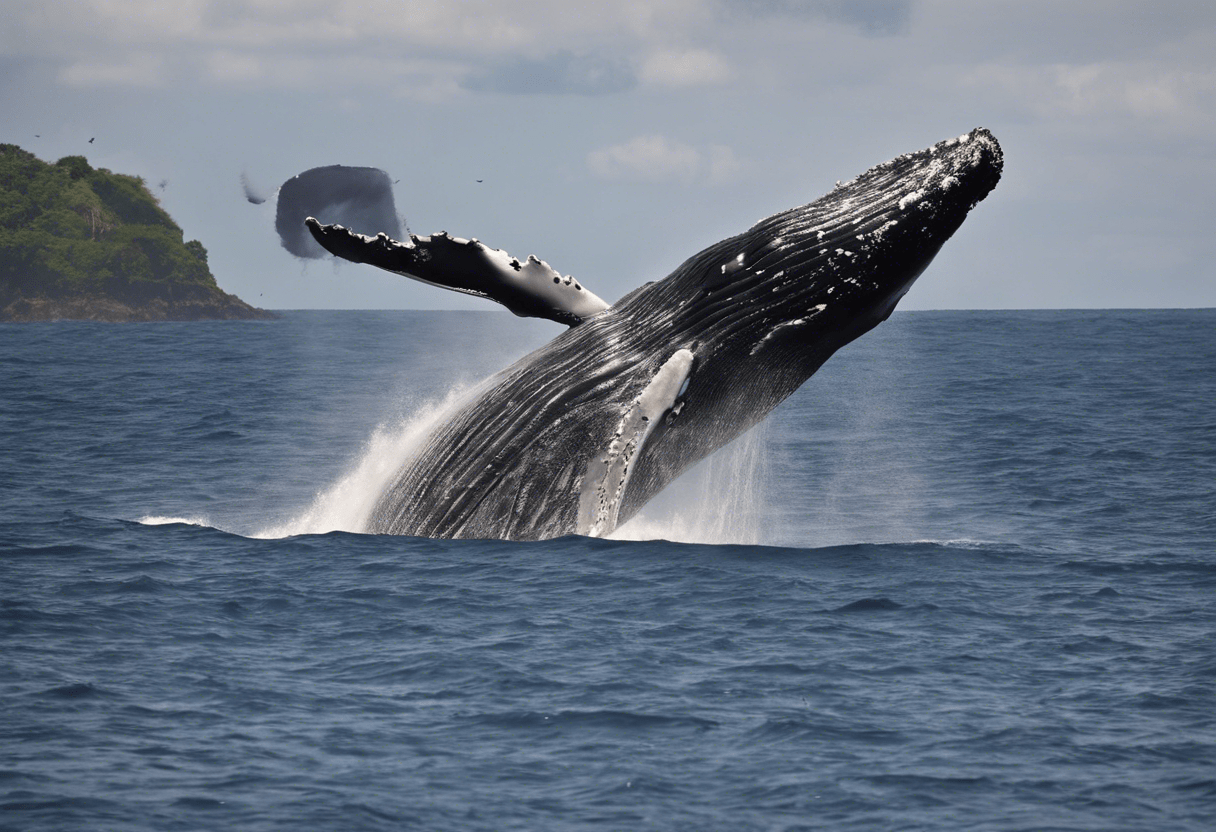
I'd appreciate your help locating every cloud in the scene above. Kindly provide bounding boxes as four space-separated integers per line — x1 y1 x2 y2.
963 60 1216 125
705 144 744 184
588 136 702 183
587 136 743 184
10 1 704 94
58 54 166 87
462 52 636 96
199 50 467 99
723 0 912 36
205 50 265 83
6 1 709 58
639 49 732 87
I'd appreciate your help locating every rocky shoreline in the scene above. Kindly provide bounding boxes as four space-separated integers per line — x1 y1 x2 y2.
1 291 277 323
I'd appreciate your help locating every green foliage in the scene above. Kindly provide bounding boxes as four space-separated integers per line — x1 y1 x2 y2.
55 155 92 181
0 144 218 301
184 239 208 265
90 171 178 229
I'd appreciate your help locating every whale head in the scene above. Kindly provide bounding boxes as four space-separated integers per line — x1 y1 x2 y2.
621 127 1004 373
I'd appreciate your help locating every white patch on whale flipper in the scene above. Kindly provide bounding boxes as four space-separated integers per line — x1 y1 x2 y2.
578 349 695 538
304 219 609 325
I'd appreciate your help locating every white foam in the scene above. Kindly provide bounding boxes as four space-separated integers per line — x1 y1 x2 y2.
253 385 477 539
610 423 769 545
137 514 211 527
911 537 994 549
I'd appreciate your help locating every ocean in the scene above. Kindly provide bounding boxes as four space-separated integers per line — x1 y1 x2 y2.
2 309 1213 831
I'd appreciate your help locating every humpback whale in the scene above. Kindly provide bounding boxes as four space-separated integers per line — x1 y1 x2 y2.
305 128 1003 540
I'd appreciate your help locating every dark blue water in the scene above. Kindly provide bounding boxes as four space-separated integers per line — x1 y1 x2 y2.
3 310 1214 831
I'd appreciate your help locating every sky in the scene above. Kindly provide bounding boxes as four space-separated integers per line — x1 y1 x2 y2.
3 0 1214 311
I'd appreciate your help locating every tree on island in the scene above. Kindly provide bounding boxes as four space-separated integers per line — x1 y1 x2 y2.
0 144 272 321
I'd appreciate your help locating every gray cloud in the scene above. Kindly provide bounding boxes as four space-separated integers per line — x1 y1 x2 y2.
587 136 744 185
462 52 637 96
726 0 912 36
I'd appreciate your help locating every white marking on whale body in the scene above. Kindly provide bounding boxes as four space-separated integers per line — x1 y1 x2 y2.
721 252 746 275
749 304 827 355
578 349 695 538
878 219 899 235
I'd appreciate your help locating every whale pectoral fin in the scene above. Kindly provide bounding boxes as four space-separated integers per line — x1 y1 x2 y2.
305 218 610 327
577 349 695 538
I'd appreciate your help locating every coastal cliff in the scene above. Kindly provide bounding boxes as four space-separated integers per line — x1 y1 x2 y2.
0 144 274 322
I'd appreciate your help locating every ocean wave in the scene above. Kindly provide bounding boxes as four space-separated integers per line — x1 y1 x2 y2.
136 514 212 528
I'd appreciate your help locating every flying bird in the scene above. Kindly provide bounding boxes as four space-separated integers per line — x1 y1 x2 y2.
88 137 94 143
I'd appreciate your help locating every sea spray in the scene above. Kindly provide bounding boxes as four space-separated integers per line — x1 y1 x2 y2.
611 422 770 545
255 377 771 543
255 384 479 538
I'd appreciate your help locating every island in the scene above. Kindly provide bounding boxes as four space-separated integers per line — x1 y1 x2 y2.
0 144 274 322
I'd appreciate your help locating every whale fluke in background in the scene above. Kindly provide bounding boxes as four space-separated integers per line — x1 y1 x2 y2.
276 166 401 259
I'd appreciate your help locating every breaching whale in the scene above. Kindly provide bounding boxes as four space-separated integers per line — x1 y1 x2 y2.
305 128 1003 540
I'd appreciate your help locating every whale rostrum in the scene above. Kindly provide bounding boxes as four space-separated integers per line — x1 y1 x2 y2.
306 128 1003 540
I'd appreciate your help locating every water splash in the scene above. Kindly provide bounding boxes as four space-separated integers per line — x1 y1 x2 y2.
252 379 770 544
254 385 477 539
611 422 770 545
